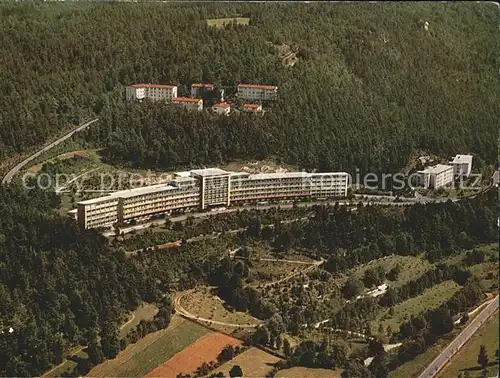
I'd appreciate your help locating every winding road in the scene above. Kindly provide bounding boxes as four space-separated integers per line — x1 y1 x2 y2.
1 118 99 184
418 295 499 378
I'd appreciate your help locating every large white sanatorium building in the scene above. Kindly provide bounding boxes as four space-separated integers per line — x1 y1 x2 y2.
77 168 349 229
125 84 178 101
448 154 473 177
237 84 278 101
417 164 454 189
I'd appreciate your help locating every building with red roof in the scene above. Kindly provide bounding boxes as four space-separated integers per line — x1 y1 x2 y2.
237 84 278 101
243 104 263 113
172 97 203 111
213 102 231 116
191 83 214 98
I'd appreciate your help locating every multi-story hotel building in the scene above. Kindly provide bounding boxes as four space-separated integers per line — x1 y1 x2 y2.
449 154 473 177
125 84 178 101
237 84 278 101
76 168 349 229
417 164 454 189
172 97 203 111
191 83 214 98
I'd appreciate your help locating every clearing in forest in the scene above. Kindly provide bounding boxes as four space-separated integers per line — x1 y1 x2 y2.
211 347 281 377
88 316 209 378
144 332 242 377
371 280 462 333
276 366 343 378
179 287 261 334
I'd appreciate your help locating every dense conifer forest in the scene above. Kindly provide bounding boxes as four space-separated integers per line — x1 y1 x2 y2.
1 2 499 172
0 2 498 376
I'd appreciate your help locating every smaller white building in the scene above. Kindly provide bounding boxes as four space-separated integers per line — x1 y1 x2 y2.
243 104 262 113
449 154 473 177
417 164 454 189
213 102 230 116
172 97 203 111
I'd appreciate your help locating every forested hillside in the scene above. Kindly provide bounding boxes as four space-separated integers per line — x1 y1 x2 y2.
0 185 172 376
1 2 498 173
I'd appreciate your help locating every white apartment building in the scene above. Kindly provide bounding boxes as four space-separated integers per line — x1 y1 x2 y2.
230 171 349 203
417 164 454 189
213 102 230 116
191 83 214 98
237 84 278 101
125 84 178 101
76 168 349 229
189 168 231 209
449 154 473 177
77 196 120 230
243 104 262 113
172 97 203 111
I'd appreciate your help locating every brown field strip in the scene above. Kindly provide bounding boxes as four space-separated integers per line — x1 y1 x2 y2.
145 332 242 377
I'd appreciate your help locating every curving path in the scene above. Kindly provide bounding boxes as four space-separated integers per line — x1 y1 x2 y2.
2 118 99 184
173 290 261 328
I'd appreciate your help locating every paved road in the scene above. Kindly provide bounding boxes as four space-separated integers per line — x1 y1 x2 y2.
1 118 99 184
418 295 499 378
105 199 417 236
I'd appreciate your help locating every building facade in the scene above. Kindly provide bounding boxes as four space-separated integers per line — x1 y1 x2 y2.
237 84 278 101
213 102 230 115
191 83 214 98
172 97 203 111
417 164 454 189
243 104 262 113
125 84 178 101
76 168 349 229
449 154 473 177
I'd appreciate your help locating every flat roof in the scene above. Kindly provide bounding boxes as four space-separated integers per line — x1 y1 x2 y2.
190 168 230 177
172 176 198 183
174 171 192 177
173 97 202 103
229 171 251 178
191 83 214 88
238 84 277 90
419 164 453 174
450 154 473 164
245 171 348 180
78 194 121 205
214 102 230 109
129 84 177 89
77 182 181 204
118 184 180 199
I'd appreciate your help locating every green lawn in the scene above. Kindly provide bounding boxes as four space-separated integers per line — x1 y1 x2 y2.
372 280 462 333
206 17 250 27
88 316 210 377
438 312 499 378
334 255 433 289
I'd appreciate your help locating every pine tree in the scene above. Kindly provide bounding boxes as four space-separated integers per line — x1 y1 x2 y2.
477 344 489 370
229 365 243 378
